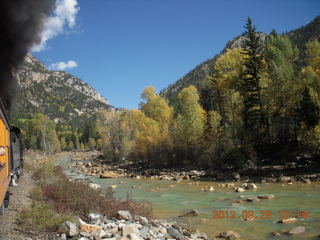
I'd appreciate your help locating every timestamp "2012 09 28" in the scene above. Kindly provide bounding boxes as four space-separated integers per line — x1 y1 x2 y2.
211 210 308 220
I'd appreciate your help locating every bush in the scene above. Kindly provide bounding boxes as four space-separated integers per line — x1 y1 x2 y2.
30 160 150 222
40 167 150 220
19 202 71 231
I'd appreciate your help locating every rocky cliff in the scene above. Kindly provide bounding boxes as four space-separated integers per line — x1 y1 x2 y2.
13 54 112 122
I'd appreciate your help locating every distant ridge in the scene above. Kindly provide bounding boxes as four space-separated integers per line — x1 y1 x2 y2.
13 54 112 122
160 16 320 106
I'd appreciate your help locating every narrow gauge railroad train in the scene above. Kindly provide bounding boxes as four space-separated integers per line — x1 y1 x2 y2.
0 100 23 214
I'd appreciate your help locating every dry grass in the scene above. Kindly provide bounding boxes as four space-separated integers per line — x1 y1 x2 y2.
22 151 150 232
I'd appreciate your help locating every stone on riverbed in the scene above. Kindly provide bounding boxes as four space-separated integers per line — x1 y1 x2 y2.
179 209 199 217
218 230 241 239
285 226 306 235
277 217 298 224
257 194 275 199
245 196 260 202
191 231 209 240
245 183 258 189
100 171 118 178
235 187 245 192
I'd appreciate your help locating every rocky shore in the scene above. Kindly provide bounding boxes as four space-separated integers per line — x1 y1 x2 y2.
56 210 219 240
66 150 320 184
58 151 317 240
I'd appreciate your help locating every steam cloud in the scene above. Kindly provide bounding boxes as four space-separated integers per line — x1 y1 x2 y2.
32 0 80 52
0 0 55 114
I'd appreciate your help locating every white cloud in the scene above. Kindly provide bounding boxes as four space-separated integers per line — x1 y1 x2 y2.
49 60 78 70
32 0 79 52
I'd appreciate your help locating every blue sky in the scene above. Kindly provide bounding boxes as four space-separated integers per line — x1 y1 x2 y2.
33 0 320 109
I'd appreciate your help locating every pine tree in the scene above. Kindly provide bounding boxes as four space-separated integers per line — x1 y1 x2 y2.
241 17 264 138
298 88 319 129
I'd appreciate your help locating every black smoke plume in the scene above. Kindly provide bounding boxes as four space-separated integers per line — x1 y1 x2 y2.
0 0 55 115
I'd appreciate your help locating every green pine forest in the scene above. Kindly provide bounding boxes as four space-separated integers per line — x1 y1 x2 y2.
14 18 320 169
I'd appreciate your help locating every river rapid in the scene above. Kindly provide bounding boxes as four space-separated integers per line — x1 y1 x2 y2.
60 156 320 240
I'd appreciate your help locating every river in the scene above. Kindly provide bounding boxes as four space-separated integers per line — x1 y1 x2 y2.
61 156 320 240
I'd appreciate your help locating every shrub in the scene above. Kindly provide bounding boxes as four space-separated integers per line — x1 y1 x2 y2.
19 202 71 231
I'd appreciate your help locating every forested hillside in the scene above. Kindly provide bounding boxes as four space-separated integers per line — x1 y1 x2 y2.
160 16 320 109
12 55 113 154
96 17 319 169
15 17 320 168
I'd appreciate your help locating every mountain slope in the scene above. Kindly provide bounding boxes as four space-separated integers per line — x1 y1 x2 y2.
160 16 320 105
13 54 112 122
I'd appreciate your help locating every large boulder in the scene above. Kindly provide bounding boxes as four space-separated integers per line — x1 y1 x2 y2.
100 171 118 178
118 210 133 221
122 224 140 238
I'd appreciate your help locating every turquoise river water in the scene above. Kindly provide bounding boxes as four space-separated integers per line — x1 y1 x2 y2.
62 159 320 240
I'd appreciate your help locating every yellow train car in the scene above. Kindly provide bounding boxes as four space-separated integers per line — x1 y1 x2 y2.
0 101 11 213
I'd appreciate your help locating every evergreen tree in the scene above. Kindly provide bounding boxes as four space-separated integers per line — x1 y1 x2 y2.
241 17 264 133
298 88 319 129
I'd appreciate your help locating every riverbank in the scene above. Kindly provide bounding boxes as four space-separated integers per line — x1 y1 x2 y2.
15 151 225 240
60 150 320 240
66 150 320 184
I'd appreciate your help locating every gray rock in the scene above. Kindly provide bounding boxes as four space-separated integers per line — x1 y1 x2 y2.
128 233 141 240
219 230 241 239
245 196 260 202
245 183 258 189
285 226 305 235
118 211 133 221
257 194 275 199
62 221 78 237
60 233 66 240
80 232 92 237
158 227 167 235
167 227 184 240
106 227 119 235
191 232 209 240
139 226 149 238
122 224 140 238
139 216 149 225
104 219 116 224
89 213 102 222
179 209 199 217
233 172 241 181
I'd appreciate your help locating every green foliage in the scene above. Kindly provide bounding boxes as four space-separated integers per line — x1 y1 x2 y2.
19 202 72 231
15 114 61 154
298 88 319 129
263 32 301 143
175 85 205 145
241 17 264 134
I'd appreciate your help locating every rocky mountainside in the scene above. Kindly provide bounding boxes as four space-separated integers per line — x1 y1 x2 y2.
160 16 320 106
13 54 112 122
